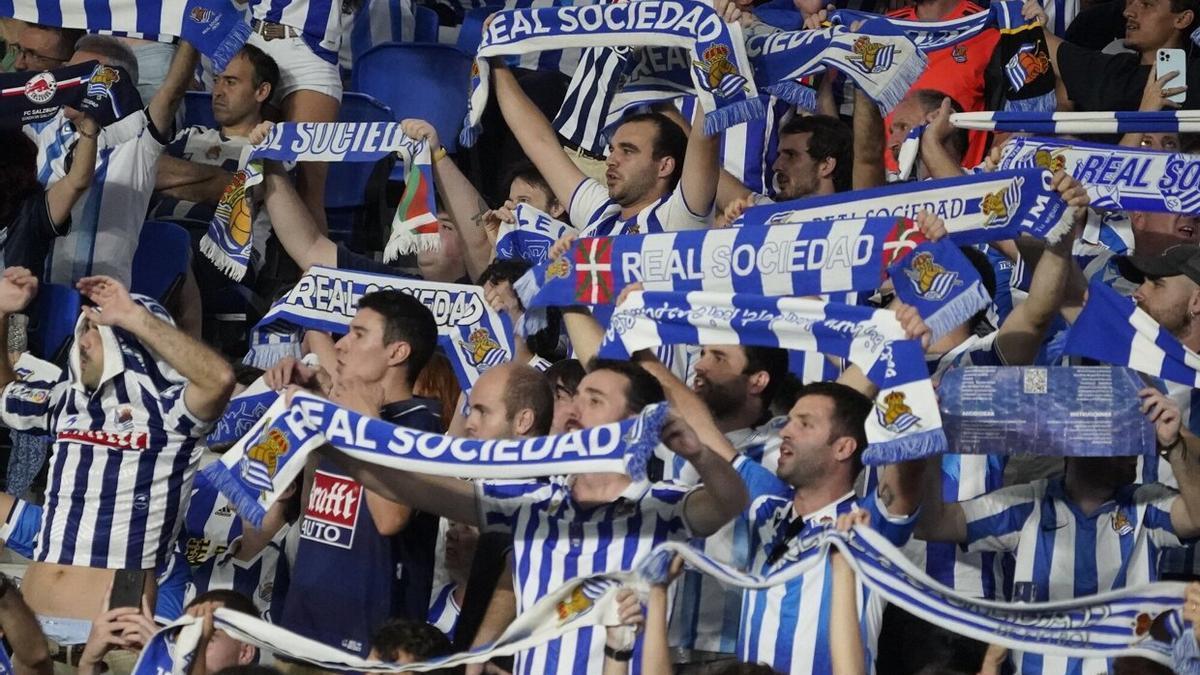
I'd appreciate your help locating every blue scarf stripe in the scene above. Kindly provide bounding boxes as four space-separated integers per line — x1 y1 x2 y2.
953 110 1200 134
1064 281 1200 388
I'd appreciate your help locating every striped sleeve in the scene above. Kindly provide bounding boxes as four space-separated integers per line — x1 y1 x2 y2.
0 380 64 432
156 383 214 436
1137 483 1190 548
961 482 1039 553
568 178 617 233
475 479 554 534
858 491 918 547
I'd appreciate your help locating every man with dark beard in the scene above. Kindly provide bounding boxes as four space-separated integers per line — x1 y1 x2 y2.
652 344 791 671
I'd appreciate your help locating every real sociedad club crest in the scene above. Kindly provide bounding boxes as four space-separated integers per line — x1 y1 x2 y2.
847 36 895 75
1033 148 1066 173
903 251 961 302
190 5 215 23
876 391 921 434
458 327 505 369
240 425 289 494
555 577 618 625
86 64 120 99
1004 43 1051 91
979 176 1023 228
692 44 749 97
24 72 57 105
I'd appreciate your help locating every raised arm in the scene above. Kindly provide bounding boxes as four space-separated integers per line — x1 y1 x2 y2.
76 275 235 421
852 88 886 189
46 108 100 226
1144 388 1200 539
659 412 748 537
0 268 40 392
401 118 493 281
147 41 199 137
0 574 51 675
913 456 968 542
491 61 587 209
259 160 339 271
675 103 719 221
155 156 236 203
319 448 481 525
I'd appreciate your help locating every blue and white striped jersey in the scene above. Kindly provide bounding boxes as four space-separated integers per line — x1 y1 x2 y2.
25 110 168 286
0 349 210 569
669 455 790 656
476 477 695 675
192 527 292 622
569 179 709 238
250 0 347 64
178 469 243 567
737 491 917 674
427 582 461 640
961 477 1187 675
338 0 416 78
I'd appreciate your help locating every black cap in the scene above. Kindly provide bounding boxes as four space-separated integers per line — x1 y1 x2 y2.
1116 244 1200 286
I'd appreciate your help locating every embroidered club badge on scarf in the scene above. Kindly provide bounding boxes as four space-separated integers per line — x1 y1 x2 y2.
999 136 1200 215
0 0 251 72
0 62 141 127
201 122 438 280
598 290 946 463
495 204 577 265
886 239 991 342
244 266 514 393
742 168 1076 245
202 392 669 527
461 1 763 146
1063 280 1200 388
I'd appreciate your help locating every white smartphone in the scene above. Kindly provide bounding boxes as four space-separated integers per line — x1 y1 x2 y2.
1157 48 1188 104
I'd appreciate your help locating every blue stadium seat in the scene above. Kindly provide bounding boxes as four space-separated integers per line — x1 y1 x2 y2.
326 93 396 243
351 43 472 154
132 220 192 302
414 5 440 42
29 284 81 363
181 91 217 130
456 6 500 56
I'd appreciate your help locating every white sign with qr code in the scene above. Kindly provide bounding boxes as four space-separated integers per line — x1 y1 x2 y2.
1023 368 1048 394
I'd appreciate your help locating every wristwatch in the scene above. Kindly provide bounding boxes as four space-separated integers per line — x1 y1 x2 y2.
604 645 634 662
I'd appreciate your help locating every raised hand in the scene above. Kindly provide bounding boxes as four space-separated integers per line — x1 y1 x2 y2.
0 267 38 315
77 276 143 330
1139 387 1183 450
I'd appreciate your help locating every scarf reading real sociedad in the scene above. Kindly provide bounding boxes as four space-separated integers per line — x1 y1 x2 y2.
599 290 945 464
743 168 1076 244
1063 280 1200 388
131 526 1190 675
202 122 437 281
203 391 669 527
495 204 576 265
245 266 514 393
999 136 1200 216
462 0 764 146
0 0 250 72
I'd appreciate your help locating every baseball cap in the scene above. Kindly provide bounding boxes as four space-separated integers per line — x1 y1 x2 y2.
1116 244 1200 286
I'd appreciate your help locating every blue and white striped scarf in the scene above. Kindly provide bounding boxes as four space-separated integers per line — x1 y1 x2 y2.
462 1 762 147
1063 280 1200 388
744 25 926 114
131 525 1190 674
952 110 1200 134
517 216 917 312
202 122 437 281
999 136 1200 216
207 376 278 447
0 0 250 72
887 239 991 342
245 266 515 394
202 391 668 527
495 204 576 265
599 290 944 464
743 168 1077 245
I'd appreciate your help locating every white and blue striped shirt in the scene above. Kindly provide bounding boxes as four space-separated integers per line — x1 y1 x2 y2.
476 477 695 675
669 454 790 656
737 491 917 674
192 527 292 621
0 371 209 569
250 0 346 64
338 0 415 78
25 110 168 286
569 179 709 238
961 477 1186 675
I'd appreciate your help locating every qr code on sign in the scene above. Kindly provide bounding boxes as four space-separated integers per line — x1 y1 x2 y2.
1023 368 1048 394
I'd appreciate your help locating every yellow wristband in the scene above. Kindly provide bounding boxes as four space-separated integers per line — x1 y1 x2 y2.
432 146 448 163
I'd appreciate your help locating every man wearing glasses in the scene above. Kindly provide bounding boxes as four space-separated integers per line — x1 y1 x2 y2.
8 23 80 72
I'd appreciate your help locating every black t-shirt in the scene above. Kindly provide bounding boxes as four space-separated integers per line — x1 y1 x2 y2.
2 191 66 277
1057 40 1200 110
1064 0 1127 51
